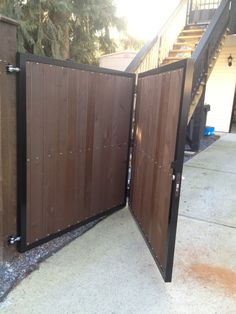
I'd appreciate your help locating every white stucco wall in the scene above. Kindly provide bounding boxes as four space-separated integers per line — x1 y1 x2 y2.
205 35 236 132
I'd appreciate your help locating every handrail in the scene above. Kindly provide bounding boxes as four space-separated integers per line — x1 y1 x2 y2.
126 0 188 73
229 0 236 33
191 0 231 95
192 0 230 60
187 0 222 24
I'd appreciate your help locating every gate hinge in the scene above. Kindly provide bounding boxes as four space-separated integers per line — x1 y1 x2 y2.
8 235 21 245
6 64 21 74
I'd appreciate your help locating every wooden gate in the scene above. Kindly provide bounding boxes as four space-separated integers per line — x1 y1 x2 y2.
16 52 193 282
17 53 135 252
129 60 193 282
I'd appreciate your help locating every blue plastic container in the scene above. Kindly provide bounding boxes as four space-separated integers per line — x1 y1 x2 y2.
204 126 215 136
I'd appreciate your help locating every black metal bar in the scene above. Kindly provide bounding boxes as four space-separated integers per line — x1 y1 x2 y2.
186 89 206 151
229 84 236 133
16 52 27 253
0 14 19 26
187 0 194 24
165 58 194 282
138 59 188 78
19 202 126 253
17 52 135 78
124 75 136 200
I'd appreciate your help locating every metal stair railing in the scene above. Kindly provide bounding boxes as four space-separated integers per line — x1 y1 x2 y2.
126 0 189 73
187 0 222 24
188 0 232 122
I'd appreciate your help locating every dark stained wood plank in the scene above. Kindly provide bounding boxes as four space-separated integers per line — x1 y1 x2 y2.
65 68 78 227
130 68 184 272
25 62 133 244
75 70 89 222
26 62 45 244
42 64 58 237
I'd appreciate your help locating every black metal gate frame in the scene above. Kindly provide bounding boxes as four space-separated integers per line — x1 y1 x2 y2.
17 52 194 284
129 59 194 282
16 52 136 253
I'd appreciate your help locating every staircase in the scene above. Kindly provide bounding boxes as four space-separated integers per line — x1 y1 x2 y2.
188 27 229 124
162 26 206 65
126 0 233 150
161 23 229 125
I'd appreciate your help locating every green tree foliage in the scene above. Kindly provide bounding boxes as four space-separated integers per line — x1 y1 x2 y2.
0 0 126 64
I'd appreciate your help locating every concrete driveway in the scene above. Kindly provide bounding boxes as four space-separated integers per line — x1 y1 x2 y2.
1 134 236 314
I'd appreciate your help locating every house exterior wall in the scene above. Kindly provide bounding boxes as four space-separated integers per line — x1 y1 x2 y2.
0 16 18 263
99 51 136 71
205 35 236 132
232 96 236 123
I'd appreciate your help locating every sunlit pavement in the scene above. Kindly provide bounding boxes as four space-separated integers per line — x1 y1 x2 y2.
1 134 236 314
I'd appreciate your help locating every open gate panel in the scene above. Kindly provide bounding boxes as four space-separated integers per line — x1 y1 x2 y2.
129 60 194 282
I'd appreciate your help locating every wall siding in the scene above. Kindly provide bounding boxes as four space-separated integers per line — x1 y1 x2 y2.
205 36 236 132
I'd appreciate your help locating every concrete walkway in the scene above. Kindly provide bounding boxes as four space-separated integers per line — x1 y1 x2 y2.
1 134 236 314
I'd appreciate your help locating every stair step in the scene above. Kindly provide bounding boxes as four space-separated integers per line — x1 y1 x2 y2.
178 35 202 40
184 25 206 29
177 41 200 46
160 25 205 69
169 51 192 58
174 42 197 45
171 49 194 53
181 29 205 34
169 49 193 57
186 24 209 28
174 42 197 49
165 57 183 61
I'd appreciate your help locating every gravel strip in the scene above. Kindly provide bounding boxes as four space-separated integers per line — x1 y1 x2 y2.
0 217 103 302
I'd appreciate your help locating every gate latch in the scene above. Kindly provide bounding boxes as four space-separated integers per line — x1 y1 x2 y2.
8 235 21 245
174 173 182 197
6 64 20 74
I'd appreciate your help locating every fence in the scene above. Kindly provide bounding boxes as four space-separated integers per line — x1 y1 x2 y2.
0 14 194 283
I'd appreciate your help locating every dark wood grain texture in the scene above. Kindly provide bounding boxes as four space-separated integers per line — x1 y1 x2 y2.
130 67 184 277
25 61 133 245
0 18 18 261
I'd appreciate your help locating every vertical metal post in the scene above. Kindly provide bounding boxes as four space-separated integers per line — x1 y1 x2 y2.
188 0 194 24
0 15 19 263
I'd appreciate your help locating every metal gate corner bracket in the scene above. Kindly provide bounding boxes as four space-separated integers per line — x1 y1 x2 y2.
6 64 20 74
8 235 21 245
